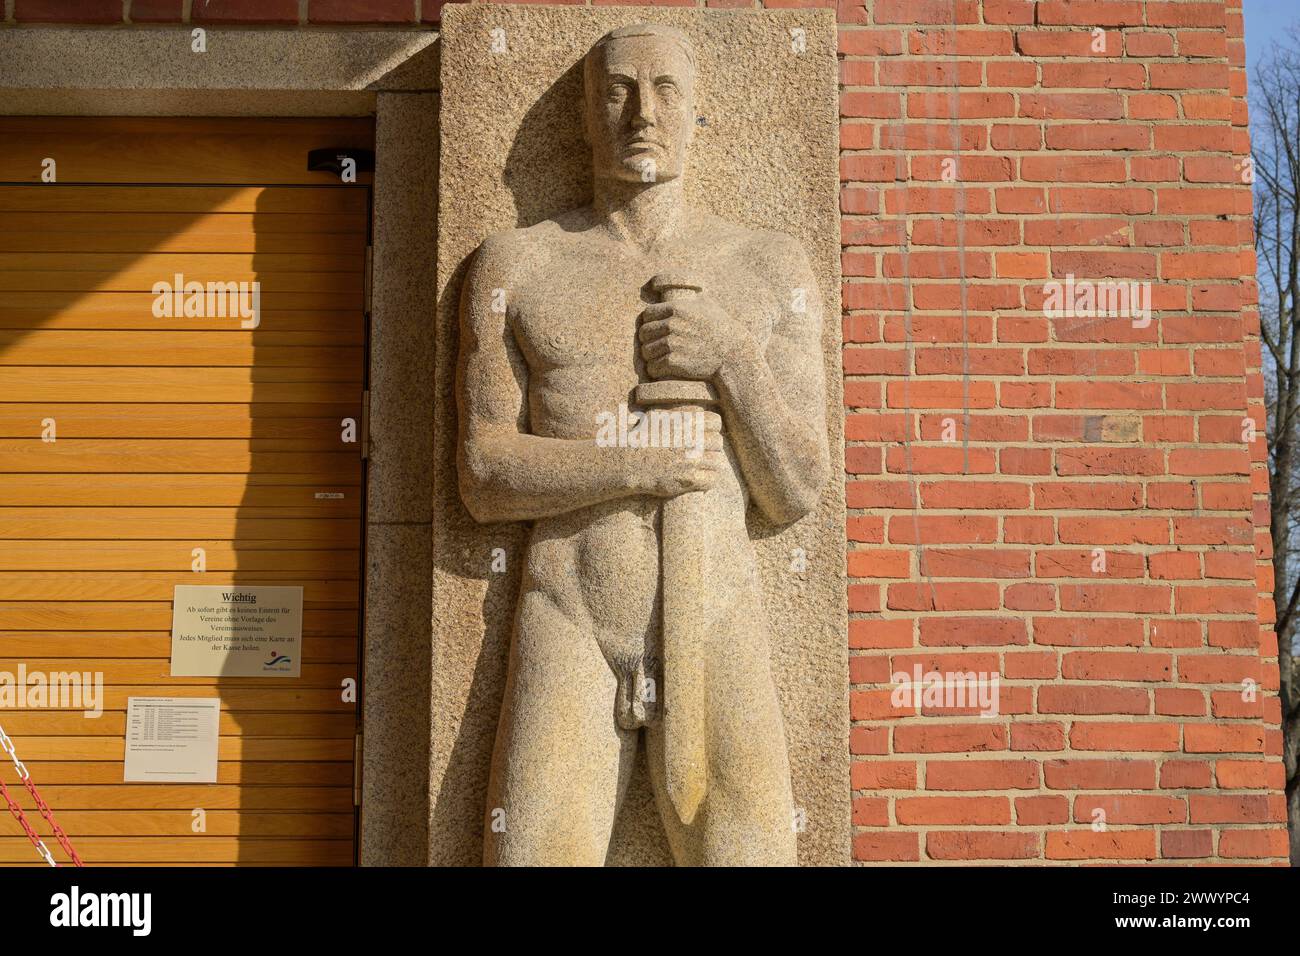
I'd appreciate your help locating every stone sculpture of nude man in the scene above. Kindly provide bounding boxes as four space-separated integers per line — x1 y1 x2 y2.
456 22 830 866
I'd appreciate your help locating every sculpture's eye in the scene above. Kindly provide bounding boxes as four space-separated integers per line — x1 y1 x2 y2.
657 82 680 105
607 83 630 103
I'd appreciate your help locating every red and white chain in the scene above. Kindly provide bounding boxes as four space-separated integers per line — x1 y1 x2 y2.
0 722 83 867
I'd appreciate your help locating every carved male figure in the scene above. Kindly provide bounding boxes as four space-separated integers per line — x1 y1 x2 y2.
457 23 829 866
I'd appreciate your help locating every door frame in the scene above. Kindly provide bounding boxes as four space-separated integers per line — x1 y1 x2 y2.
0 27 439 866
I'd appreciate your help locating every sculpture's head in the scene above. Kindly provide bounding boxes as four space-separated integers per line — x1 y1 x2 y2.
583 23 696 185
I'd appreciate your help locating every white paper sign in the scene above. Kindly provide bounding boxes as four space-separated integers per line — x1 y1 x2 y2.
123 697 220 783
170 584 303 677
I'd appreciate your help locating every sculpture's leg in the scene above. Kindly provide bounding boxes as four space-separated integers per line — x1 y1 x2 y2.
644 605 797 866
484 592 636 866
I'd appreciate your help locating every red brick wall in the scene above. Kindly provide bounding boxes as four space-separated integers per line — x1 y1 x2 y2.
833 0 1286 866
5 0 1287 864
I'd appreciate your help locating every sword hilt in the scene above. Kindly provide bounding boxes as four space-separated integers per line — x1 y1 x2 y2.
637 274 718 408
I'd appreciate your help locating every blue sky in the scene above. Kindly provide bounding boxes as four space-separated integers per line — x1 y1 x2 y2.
1244 0 1299 76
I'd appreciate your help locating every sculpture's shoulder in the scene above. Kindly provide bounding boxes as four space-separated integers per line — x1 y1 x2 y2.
467 224 539 282
470 210 592 282
692 209 813 279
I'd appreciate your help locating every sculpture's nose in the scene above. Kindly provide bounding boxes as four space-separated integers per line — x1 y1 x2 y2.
632 81 656 129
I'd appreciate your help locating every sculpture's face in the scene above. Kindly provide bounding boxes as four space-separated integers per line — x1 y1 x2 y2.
585 34 694 184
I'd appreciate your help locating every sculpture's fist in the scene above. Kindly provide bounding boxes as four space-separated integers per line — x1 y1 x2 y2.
638 293 755 382
627 410 724 497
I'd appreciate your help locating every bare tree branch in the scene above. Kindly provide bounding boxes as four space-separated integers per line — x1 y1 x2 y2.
1251 33 1300 865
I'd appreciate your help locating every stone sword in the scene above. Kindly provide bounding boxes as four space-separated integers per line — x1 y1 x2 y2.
636 272 718 825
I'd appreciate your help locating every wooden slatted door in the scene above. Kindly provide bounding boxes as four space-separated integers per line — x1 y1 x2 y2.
0 118 373 865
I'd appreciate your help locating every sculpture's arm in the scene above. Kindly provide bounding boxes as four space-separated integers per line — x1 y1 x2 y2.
713 242 831 525
456 238 720 524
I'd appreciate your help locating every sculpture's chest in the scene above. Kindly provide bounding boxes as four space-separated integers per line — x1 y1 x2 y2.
509 247 780 373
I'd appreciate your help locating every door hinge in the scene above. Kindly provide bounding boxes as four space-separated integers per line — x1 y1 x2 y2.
353 732 362 807
363 244 373 316
360 390 370 461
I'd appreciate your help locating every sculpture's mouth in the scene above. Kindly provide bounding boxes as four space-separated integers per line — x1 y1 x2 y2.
622 136 664 152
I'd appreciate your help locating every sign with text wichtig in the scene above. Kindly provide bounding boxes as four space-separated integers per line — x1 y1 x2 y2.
170 585 304 677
